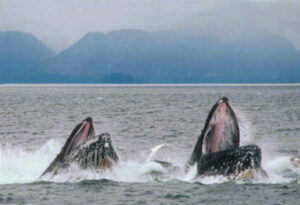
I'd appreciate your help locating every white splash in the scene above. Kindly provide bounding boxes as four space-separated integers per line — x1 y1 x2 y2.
235 107 254 145
0 139 61 184
1 140 300 185
146 143 166 162
0 141 170 184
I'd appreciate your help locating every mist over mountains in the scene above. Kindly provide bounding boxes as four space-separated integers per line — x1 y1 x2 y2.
0 31 55 83
1 29 299 83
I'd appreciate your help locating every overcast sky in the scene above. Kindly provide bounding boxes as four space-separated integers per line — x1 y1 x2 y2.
1 0 300 52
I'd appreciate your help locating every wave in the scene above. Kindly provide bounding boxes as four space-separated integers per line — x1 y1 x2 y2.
1 139 300 185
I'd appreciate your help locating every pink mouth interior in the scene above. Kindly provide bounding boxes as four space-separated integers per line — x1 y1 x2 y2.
208 102 227 153
77 122 90 144
81 122 90 141
72 121 91 149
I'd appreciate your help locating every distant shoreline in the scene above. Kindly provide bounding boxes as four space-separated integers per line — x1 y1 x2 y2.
1 83 300 87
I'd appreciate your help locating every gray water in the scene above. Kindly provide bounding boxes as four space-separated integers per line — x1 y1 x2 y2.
0 85 299 204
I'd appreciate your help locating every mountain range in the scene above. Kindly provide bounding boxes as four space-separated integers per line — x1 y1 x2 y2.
1 30 299 83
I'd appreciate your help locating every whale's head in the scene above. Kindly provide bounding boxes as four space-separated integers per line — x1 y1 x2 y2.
73 132 119 170
201 97 240 154
187 97 240 167
41 117 96 176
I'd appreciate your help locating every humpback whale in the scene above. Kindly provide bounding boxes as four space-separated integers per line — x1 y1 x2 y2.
41 117 118 177
186 97 266 178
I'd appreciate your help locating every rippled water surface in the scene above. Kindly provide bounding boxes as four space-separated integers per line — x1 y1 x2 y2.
0 84 299 204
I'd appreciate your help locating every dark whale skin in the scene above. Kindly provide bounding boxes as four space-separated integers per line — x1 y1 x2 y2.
40 118 118 177
185 97 266 178
197 145 262 176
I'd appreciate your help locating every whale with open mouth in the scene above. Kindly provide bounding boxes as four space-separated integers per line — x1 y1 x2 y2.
186 97 267 178
41 117 118 177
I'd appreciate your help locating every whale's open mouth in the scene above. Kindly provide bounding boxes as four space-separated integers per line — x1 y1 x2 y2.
40 117 96 176
187 97 240 168
202 97 240 154
185 97 266 177
61 117 95 157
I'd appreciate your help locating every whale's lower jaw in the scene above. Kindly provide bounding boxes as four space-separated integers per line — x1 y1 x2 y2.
99 156 116 171
41 151 118 177
197 145 263 177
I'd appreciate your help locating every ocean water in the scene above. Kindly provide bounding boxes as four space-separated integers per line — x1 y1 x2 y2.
0 84 299 204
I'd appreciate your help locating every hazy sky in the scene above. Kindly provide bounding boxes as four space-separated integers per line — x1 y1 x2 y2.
1 0 300 52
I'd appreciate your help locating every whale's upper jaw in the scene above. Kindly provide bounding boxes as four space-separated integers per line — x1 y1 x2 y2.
72 133 119 170
97 133 119 162
98 133 113 153
201 96 240 155
217 97 228 104
60 117 95 157
186 97 240 168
